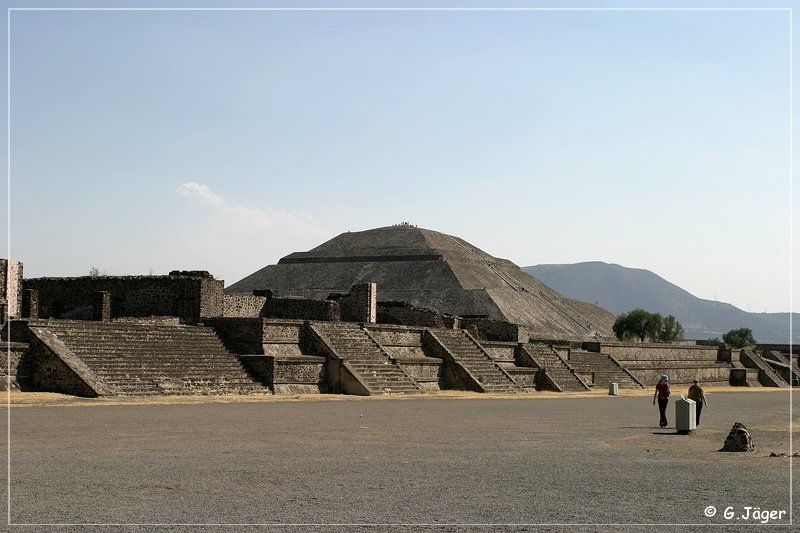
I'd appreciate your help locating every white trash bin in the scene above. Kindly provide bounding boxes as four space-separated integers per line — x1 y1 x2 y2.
675 397 696 433
608 382 619 396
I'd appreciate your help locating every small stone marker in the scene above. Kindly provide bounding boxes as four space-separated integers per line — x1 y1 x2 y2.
675 396 696 433
608 382 619 396
721 422 754 452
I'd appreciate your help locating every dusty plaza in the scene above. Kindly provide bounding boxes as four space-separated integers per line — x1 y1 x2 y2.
4 387 798 531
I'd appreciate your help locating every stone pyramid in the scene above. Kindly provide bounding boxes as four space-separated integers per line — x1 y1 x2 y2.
227 225 615 339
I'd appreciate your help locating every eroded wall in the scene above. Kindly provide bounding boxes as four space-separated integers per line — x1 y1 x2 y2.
24 275 223 324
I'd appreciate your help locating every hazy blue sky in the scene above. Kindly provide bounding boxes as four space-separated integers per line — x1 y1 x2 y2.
3 2 797 314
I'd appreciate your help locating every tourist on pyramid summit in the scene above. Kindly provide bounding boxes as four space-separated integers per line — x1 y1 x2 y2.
653 374 671 428
687 379 709 425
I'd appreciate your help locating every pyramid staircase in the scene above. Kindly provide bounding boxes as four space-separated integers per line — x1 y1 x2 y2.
760 350 800 386
566 350 643 389
310 322 421 395
27 320 270 396
429 329 522 393
522 344 590 392
740 349 789 388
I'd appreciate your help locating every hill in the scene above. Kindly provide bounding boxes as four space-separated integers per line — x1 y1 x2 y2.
524 261 796 343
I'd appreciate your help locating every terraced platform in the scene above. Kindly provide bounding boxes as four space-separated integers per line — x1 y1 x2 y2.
567 350 643 389
310 321 421 395
429 329 522 393
521 343 590 392
27 320 270 396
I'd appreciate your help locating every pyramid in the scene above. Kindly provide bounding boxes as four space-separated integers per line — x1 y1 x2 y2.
227 225 615 339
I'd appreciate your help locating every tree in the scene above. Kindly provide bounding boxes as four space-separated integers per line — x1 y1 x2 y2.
656 314 684 342
613 309 661 342
723 328 756 349
613 309 684 343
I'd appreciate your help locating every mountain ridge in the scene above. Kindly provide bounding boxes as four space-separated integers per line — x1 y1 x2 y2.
523 261 796 343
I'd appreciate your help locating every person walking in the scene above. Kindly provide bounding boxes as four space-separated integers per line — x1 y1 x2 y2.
687 378 709 425
653 374 671 428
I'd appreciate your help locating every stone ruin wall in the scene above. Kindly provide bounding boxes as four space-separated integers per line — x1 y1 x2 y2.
224 284 378 324
223 294 267 317
328 282 376 323
596 342 722 362
204 318 265 354
376 301 458 328
18 336 98 397
460 318 527 343
272 358 327 388
206 318 308 355
0 342 29 390
261 291 340 321
23 275 223 324
596 342 728 385
224 292 340 321
1 259 23 318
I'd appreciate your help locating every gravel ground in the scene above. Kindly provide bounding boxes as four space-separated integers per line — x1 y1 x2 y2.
2 389 798 532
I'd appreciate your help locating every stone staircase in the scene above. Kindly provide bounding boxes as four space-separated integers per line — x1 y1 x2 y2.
310 322 421 395
31 320 270 396
430 329 521 393
740 349 789 388
566 350 643 389
761 350 800 386
523 344 590 392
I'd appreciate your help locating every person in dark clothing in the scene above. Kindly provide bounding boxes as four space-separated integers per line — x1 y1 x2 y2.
653 374 671 428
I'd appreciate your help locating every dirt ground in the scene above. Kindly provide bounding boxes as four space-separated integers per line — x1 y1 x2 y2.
2 388 798 532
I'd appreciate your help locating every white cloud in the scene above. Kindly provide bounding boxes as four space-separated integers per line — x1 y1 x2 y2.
174 182 329 285
176 182 226 208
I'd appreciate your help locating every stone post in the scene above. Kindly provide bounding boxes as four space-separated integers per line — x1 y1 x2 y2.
93 291 111 321
1 259 23 318
20 289 38 319
366 282 377 324
347 283 377 324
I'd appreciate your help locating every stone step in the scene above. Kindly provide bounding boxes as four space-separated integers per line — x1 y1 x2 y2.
38 322 266 396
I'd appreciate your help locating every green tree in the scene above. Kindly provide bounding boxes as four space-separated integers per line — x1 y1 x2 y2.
613 309 662 342
656 314 684 342
723 327 756 348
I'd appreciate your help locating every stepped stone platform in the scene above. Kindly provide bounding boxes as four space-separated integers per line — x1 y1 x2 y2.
761 349 800 385
521 343 589 392
566 350 643 389
22 320 270 396
310 321 422 395
5 315 791 397
738 349 788 388
600 342 732 386
428 329 522 393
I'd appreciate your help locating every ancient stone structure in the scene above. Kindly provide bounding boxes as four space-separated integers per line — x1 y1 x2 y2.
227 225 615 341
721 422 754 452
21 288 38 319
23 272 223 324
585 341 728 386
0 225 792 398
377 300 458 329
0 258 23 319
